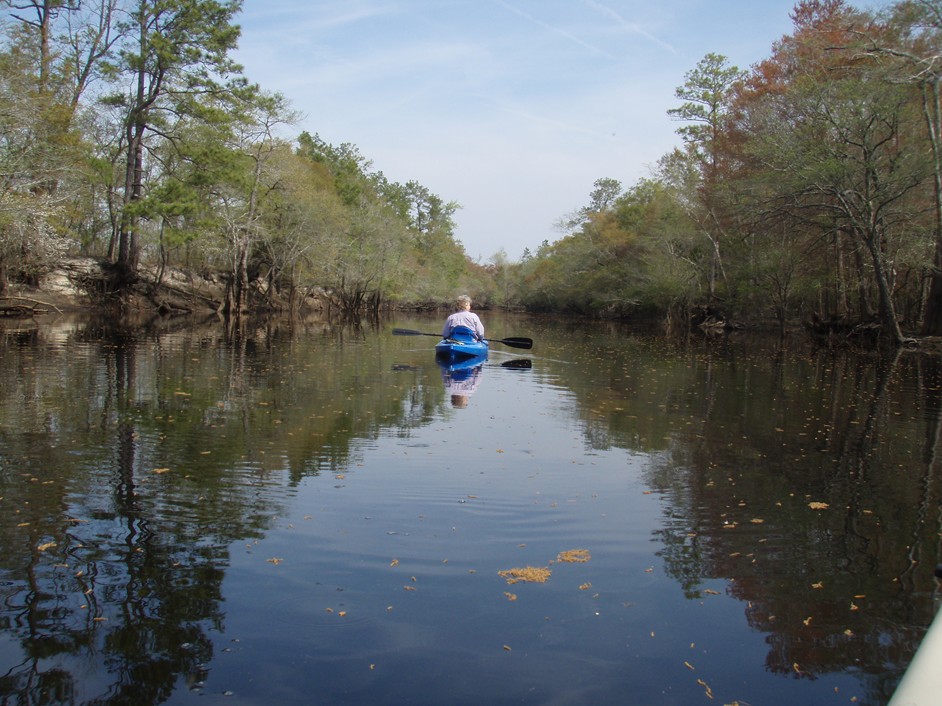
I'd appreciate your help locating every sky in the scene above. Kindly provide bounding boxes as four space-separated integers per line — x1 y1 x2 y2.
232 0 885 263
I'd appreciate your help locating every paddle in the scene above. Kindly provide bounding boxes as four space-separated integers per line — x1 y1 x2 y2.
392 328 533 350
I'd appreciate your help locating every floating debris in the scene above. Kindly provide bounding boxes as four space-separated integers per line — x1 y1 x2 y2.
498 566 551 584
557 549 591 563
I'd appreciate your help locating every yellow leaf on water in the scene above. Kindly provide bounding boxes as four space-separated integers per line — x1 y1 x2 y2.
808 502 829 510
37 542 56 552
266 557 283 565
153 468 170 474
579 583 592 591
390 558 399 567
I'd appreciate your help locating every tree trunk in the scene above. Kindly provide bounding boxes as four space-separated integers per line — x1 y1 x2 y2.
920 80 942 335
865 230 905 346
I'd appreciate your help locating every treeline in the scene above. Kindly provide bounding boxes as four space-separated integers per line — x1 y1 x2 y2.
7 1 942 344
512 0 942 345
0 0 484 316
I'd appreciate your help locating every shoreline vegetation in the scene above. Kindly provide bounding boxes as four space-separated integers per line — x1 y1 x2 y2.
5 256 942 357
6 2 942 348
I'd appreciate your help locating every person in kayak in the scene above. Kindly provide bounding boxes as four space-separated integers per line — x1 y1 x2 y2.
442 294 485 341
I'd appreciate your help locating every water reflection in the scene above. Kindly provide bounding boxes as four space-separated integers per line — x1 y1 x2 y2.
438 356 486 408
0 315 939 705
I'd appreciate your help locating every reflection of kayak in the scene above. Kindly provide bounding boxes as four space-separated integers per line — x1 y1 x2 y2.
439 353 484 407
435 326 488 362
437 353 487 373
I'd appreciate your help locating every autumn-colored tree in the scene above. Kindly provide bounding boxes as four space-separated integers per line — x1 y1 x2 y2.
729 0 930 345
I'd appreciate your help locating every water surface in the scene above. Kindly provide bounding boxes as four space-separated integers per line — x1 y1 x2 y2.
1 313 939 705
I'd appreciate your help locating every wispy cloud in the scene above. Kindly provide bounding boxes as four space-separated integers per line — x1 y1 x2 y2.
582 0 677 55
494 0 619 61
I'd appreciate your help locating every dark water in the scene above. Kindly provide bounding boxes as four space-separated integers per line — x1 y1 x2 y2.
1 312 940 705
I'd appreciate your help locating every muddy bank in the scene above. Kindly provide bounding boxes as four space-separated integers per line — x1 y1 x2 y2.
0 258 226 316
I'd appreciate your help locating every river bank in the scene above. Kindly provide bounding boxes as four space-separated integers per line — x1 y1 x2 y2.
0 257 228 316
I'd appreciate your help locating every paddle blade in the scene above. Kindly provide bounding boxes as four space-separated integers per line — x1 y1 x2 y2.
493 337 533 350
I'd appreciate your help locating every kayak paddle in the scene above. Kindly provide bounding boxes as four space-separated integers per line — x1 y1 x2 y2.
392 328 533 350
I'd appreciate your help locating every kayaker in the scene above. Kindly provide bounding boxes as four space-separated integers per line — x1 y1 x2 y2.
442 295 484 341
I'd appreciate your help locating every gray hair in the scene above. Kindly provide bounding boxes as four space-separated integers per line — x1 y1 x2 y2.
456 294 472 308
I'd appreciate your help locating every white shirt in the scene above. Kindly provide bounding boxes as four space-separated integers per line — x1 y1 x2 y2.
442 310 484 339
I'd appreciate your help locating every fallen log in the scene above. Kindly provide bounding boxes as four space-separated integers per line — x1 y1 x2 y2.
0 296 61 316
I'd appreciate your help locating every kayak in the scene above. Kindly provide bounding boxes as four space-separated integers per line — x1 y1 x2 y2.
435 325 488 362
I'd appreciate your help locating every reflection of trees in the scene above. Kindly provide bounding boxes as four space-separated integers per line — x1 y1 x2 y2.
640 345 940 705
0 321 271 704
0 315 447 704
530 328 941 706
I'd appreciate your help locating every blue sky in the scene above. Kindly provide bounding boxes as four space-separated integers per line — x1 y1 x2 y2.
233 0 886 263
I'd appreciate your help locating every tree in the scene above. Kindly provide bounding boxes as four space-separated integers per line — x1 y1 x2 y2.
730 0 928 345
108 0 244 285
667 53 745 299
864 0 942 333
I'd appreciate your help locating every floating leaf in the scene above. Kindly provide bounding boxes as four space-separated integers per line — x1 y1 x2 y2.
267 557 283 565
696 678 714 699
504 592 517 601
808 502 829 510
557 549 591 563
579 582 592 591
37 542 56 552
498 566 551 584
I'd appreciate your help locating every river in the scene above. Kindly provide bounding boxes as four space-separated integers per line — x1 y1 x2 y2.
0 311 939 705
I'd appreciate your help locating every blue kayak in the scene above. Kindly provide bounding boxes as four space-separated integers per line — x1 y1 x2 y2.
435 326 488 362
